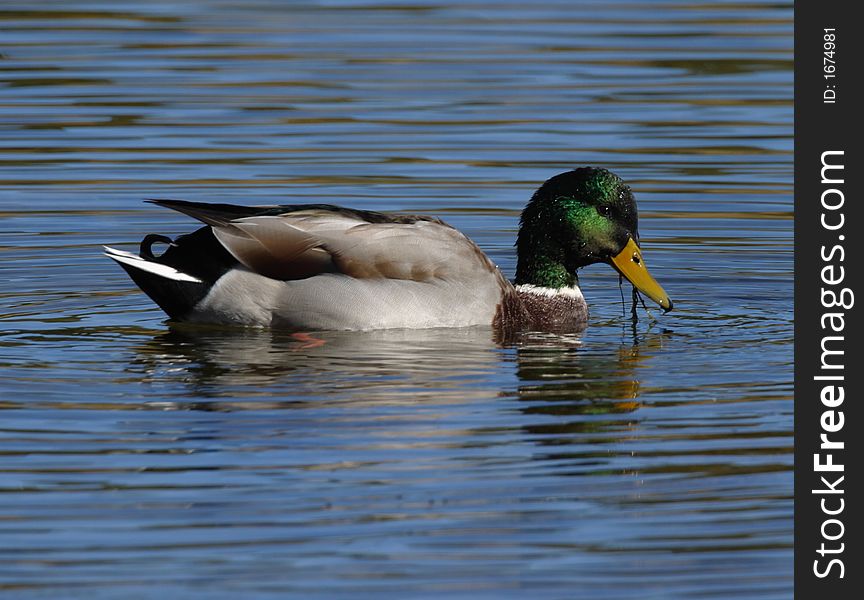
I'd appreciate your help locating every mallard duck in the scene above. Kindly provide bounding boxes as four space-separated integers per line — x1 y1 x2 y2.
105 168 672 331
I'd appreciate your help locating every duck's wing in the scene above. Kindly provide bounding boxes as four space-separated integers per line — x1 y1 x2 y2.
150 199 499 284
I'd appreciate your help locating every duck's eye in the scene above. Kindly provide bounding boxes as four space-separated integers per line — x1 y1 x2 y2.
599 205 612 217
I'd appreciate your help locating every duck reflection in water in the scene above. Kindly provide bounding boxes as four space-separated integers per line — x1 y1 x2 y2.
130 323 672 424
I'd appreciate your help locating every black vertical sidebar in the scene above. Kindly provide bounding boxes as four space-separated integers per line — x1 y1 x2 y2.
794 1 862 597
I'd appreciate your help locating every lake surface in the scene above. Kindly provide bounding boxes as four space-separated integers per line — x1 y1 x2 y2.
1 1 792 598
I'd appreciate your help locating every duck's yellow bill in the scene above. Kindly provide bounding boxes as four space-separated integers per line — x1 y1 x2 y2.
609 238 673 312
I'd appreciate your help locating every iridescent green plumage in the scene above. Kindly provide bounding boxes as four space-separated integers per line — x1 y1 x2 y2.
515 167 638 288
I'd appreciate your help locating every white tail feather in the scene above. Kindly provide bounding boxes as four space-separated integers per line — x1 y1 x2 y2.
103 246 202 283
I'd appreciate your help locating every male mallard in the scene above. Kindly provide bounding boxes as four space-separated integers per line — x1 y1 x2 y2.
105 168 672 331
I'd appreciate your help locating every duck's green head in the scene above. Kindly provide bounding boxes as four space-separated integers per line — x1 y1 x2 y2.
515 167 672 312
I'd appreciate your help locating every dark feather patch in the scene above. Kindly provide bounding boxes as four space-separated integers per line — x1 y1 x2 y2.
116 261 207 320
156 226 239 284
149 198 453 228
123 227 239 319
147 199 272 227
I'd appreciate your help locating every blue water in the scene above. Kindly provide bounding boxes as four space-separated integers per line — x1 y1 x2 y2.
1 1 792 598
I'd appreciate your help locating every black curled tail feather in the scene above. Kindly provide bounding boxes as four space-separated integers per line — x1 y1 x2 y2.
140 234 176 259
